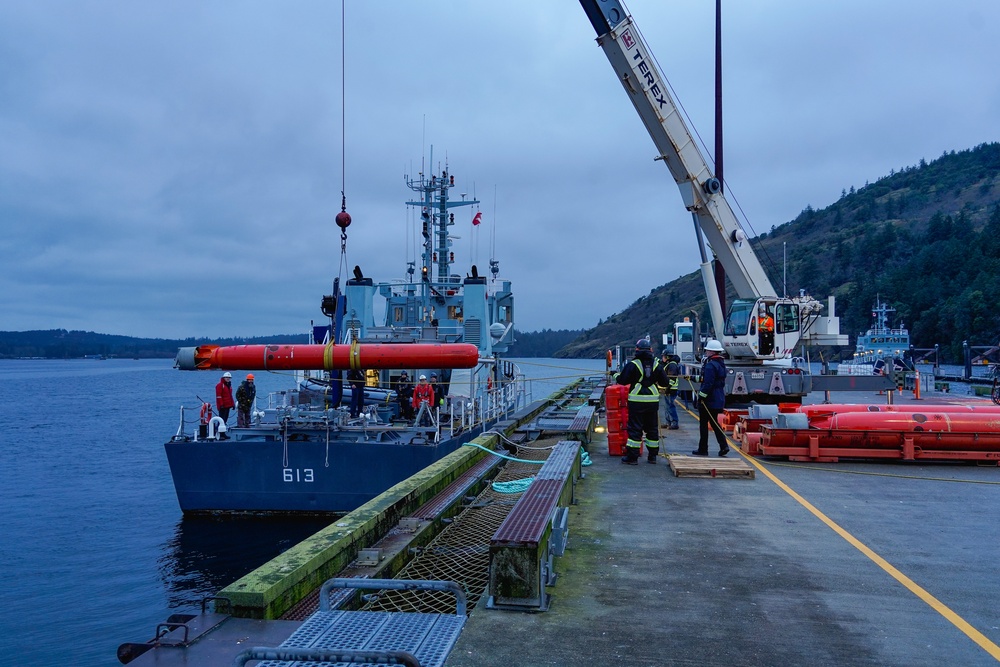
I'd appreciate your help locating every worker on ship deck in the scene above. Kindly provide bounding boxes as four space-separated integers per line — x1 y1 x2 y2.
347 367 365 419
236 374 256 427
412 374 436 427
395 371 414 420
215 372 235 439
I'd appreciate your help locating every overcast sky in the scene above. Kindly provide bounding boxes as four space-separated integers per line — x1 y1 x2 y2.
1 1 997 340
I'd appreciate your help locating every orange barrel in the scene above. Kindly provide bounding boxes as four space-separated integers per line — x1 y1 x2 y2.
605 384 629 411
605 384 631 456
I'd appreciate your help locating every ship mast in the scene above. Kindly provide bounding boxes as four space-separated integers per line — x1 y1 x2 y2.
405 148 479 309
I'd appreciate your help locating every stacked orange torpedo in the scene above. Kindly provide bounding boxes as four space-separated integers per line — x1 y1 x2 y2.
174 343 480 371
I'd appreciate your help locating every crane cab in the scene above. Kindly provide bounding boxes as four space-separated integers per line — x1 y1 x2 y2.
722 298 800 361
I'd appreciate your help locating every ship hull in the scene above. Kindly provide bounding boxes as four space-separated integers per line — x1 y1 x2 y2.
164 426 488 514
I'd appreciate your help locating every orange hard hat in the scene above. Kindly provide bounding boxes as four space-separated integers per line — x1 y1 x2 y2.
247 374 255 381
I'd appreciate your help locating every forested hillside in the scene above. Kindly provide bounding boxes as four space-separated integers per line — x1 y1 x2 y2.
0 330 307 359
509 329 585 357
556 142 1000 362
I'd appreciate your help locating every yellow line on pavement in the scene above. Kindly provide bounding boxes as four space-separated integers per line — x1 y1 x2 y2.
674 401 1000 661
744 454 1000 661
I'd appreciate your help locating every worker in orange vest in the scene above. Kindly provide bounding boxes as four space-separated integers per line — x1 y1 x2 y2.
757 304 775 355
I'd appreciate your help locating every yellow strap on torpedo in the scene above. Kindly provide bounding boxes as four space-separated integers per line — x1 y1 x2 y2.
349 339 360 371
323 339 335 371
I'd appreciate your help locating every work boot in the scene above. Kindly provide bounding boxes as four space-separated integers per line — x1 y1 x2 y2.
620 448 640 465
690 449 708 456
646 446 659 464
669 423 679 430
620 455 638 465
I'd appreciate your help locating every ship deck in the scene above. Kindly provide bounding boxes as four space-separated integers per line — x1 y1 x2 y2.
447 390 1000 667
125 388 1000 666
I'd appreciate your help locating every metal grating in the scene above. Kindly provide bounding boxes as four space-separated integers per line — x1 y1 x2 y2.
568 405 596 432
408 456 497 520
284 442 556 621
357 446 548 615
490 480 560 546
492 441 579 544
258 610 465 667
535 441 580 480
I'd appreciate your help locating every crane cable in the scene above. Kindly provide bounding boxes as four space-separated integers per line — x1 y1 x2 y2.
334 0 352 288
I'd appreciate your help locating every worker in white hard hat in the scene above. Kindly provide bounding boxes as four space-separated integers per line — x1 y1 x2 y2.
692 340 729 457
215 371 235 438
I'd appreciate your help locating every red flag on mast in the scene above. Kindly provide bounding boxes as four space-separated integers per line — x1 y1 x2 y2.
472 211 482 226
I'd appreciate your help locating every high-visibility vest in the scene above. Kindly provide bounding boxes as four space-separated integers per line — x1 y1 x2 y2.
627 359 661 403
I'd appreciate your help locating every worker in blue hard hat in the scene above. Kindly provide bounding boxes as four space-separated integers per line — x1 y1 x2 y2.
613 338 669 465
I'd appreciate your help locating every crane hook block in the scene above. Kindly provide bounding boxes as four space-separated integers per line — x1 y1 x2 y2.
702 178 721 195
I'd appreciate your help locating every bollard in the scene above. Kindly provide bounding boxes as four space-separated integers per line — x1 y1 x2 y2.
913 370 922 400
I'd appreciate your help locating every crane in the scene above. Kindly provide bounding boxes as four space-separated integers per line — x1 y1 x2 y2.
579 0 850 401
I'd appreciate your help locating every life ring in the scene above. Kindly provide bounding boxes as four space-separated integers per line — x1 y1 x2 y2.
606 349 613 370
200 403 213 424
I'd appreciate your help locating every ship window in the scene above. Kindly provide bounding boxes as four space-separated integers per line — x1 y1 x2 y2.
677 325 693 343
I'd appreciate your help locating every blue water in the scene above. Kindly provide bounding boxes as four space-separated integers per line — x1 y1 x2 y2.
0 356 604 667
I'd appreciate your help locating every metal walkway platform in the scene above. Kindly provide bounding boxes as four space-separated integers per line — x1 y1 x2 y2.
253 579 467 667
256 610 465 667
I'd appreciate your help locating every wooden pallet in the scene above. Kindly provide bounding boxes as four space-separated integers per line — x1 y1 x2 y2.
668 455 755 479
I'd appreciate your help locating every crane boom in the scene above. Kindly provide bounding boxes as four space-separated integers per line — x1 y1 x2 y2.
580 1 774 303
580 0 847 367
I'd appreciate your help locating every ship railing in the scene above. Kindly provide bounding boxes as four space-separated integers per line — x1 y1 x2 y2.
436 371 524 441
173 406 194 440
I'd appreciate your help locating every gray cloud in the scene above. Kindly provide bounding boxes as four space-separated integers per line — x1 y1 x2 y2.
1 1 997 339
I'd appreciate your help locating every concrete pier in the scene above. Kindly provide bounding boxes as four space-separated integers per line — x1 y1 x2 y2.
447 392 1000 666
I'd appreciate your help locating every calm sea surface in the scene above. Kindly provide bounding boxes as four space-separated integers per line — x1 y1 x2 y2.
0 357 604 667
